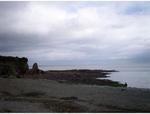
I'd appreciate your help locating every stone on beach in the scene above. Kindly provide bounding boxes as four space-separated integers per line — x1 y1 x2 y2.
27 63 44 75
31 63 39 74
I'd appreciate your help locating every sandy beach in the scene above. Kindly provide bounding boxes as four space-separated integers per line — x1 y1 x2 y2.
0 78 150 112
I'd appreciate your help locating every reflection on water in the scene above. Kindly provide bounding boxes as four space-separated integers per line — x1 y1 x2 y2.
40 64 150 89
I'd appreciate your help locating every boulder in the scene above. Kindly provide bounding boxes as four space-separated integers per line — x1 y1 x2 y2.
31 63 39 74
27 63 45 75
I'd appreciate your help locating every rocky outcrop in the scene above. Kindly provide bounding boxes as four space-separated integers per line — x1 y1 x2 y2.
0 55 29 77
27 63 44 75
31 63 40 74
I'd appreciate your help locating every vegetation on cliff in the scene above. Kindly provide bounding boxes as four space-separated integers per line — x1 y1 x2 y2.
0 55 29 77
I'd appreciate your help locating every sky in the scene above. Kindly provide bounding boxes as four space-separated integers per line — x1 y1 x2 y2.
0 1 150 66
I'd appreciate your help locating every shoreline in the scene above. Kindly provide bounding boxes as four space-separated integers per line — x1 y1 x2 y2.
1 60 149 112
25 69 125 87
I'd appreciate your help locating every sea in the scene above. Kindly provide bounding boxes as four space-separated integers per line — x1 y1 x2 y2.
39 64 150 89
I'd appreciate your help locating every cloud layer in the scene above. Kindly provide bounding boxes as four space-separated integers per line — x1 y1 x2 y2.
0 1 150 65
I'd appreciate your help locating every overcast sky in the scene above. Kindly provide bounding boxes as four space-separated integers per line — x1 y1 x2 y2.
0 1 150 65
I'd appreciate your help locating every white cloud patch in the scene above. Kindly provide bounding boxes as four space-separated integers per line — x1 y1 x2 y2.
0 2 150 64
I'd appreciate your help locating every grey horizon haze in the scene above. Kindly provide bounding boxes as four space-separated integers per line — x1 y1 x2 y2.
0 1 150 66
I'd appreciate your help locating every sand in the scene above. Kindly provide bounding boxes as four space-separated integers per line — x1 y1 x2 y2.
0 78 150 112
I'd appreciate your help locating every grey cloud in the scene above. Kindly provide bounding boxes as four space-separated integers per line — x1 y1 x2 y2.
131 50 150 63
0 33 42 52
0 2 150 65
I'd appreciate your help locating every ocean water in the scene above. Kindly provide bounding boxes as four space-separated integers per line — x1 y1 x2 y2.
104 64 150 89
39 64 150 89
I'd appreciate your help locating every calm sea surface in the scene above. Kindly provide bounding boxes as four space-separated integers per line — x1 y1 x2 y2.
39 64 150 89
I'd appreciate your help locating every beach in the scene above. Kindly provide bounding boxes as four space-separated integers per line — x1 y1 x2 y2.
0 1 150 113
0 56 150 112
0 78 150 112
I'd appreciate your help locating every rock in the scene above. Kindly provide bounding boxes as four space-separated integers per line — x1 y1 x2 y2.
124 82 128 87
0 56 29 77
26 63 45 75
31 63 39 74
0 64 16 78
32 63 38 71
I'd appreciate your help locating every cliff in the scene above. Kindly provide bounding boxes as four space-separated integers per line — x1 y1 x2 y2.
0 55 29 78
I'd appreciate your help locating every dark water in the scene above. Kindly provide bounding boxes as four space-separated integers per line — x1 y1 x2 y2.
40 64 150 89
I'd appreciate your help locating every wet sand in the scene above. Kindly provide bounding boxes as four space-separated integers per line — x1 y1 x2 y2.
0 78 150 112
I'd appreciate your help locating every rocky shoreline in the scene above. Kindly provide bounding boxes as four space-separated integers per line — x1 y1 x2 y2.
24 69 126 87
0 56 150 112
0 55 126 87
